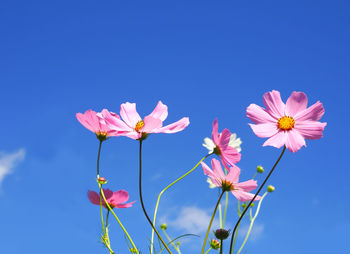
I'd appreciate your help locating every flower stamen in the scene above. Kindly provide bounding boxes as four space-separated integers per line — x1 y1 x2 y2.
278 116 295 131
221 180 234 192
135 120 145 132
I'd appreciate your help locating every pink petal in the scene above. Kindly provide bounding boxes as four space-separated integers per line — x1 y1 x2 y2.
221 147 241 169
112 190 130 204
294 121 327 140
246 104 277 124
76 110 99 133
120 102 142 128
294 101 325 122
211 158 225 180
285 129 306 153
103 110 132 132
115 201 136 208
148 101 168 121
248 123 279 138
201 162 221 187
142 116 163 133
226 164 240 183
219 129 231 149
211 119 220 145
87 190 101 205
154 117 189 133
263 90 285 119
285 92 308 117
102 188 114 200
263 131 288 149
236 180 258 192
231 190 261 202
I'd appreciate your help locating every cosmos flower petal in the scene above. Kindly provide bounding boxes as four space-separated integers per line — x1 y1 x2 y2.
262 90 285 119
228 134 242 152
226 164 240 183
115 201 136 208
246 103 277 124
221 147 241 168
231 190 261 202
294 121 327 140
285 129 306 153
236 180 258 192
203 137 216 153
219 129 231 149
201 161 221 187
294 101 325 122
120 102 142 128
211 158 226 180
155 117 189 133
285 91 308 117
102 189 114 200
76 110 99 133
263 131 288 148
112 190 130 204
87 190 102 205
211 119 220 145
248 123 279 138
142 116 163 132
103 110 132 132
148 101 168 121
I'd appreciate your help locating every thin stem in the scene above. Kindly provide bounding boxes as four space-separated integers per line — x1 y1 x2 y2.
204 247 212 254
231 201 241 254
138 140 173 254
162 229 181 254
105 209 112 254
100 187 138 253
237 192 268 254
220 240 223 254
222 190 228 228
97 140 102 175
150 154 210 254
229 146 286 254
218 203 223 228
200 191 225 254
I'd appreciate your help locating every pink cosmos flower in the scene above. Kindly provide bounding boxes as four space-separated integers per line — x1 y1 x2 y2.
76 109 120 140
203 119 241 170
246 90 327 153
102 101 190 140
201 158 260 202
88 188 135 209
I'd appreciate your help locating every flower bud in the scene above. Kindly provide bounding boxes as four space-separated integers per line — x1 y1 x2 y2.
97 177 107 184
256 165 264 173
209 239 220 250
130 247 138 253
214 228 230 240
241 203 246 209
267 185 275 192
176 241 181 246
160 223 167 230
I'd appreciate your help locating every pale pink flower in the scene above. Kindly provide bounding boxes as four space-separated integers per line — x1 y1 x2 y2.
76 109 119 140
88 188 135 209
201 159 260 202
203 119 241 170
247 90 327 153
102 101 190 140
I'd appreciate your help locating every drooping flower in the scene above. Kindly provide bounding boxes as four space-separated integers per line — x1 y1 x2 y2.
201 159 260 202
246 90 327 152
76 109 120 141
102 101 190 140
203 119 241 170
88 188 135 209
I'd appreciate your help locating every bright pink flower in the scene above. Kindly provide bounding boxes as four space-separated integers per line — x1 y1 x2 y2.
247 90 327 153
88 188 135 209
204 119 241 169
76 109 120 140
201 158 260 202
102 101 190 140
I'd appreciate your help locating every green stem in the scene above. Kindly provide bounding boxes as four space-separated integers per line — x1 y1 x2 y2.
237 192 268 254
162 229 181 254
100 187 138 253
229 146 286 254
220 240 223 254
218 203 222 228
222 191 228 228
231 201 241 254
138 140 173 254
204 247 212 254
200 191 225 254
150 154 210 254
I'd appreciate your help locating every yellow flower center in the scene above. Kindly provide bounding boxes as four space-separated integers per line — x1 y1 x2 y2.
221 180 234 192
135 120 145 132
277 116 295 131
96 131 108 141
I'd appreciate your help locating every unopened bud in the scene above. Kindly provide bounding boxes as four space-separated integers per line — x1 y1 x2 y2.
267 185 275 192
130 248 138 253
214 228 230 240
209 239 220 250
257 165 264 173
160 223 167 230
176 241 181 246
97 177 107 184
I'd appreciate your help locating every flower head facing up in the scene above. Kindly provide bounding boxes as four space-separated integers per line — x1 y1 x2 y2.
201 158 261 202
203 119 241 170
209 239 220 250
246 90 327 153
87 188 135 209
102 101 190 140
76 109 120 141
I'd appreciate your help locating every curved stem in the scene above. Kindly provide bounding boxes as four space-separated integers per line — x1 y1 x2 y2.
204 247 212 254
237 192 268 254
200 191 225 254
100 187 138 253
138 140 173 254
150 154 210 254
229 146 286 254
162 229 181 254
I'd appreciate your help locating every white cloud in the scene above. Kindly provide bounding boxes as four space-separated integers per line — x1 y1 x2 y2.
238 222 264 241
161 206 220 235
0 149 26 187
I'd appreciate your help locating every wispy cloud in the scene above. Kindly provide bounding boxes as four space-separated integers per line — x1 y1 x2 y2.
0 149 26 187
160 205 220 235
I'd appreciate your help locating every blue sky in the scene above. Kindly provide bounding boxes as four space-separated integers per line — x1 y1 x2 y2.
0 0 349 253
